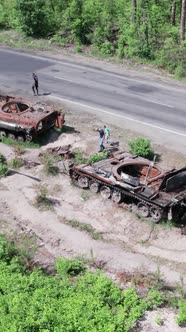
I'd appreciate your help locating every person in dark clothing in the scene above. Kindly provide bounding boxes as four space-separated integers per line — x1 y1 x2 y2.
97 128 105 152
32 73 39 95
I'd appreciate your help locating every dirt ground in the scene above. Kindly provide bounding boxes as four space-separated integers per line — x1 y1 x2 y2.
0 92 186 331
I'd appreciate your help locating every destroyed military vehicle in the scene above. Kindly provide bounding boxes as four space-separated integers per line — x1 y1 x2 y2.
0 95 65 141
69 150 186 223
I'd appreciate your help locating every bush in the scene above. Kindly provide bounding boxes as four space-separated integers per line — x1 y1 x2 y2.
88 151 108 164
0 161 8 177
146 289 165 309
128 137 154 159
0 153 6 163
8 157 24 169
73 149 87 165
40 152 59 175
34 184 53 210
177 300 186 326
16 0 55 37
56 258 86 277
174 65 186 79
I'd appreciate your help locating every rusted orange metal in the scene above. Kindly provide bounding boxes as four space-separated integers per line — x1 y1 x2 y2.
0 95 65 141
70 150 186 223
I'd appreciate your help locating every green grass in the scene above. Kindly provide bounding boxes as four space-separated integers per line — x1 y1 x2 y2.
64 219 103 240
0 29 53 50
8 157 24 169
34 184 54 210
39 152 60 176
0 136 40 148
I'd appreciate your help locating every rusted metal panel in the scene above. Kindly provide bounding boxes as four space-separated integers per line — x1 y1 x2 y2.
0 95 65 141
70 151 186 223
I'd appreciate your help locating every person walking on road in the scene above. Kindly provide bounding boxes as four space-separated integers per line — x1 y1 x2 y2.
104 125 110 144
97 128 105 152
32 73 39 95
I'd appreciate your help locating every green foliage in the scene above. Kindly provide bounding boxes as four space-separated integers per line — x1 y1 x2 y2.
16 0 56 37
56 257 86 276
0 135 39 148
73 149 87 165
174 65 186 79
88 151 109 164
146 289 165 309
128 137 154 159
8 157 24 169
34 184 53 210
0 153 6 163
155 315 164 325
64 219 103 240
0 155 8 178
0 0 186 75
40 152 59 175
177 300 186 326
0 236 152 332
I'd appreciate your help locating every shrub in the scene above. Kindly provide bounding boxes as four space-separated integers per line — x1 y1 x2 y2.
88 151 108 164
100 41 115 56
40 152 59 175
174 65 186 79
0 153 6 163
146 289 165 309
0 161 8 177
8 157 24 169
34 184 53 210
177 300 186 326
128 137 154 159
56 258 86 276
73 149 87 165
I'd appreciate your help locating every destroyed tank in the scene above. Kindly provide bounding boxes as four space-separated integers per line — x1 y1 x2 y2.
0 95 65 141
69 150 186 223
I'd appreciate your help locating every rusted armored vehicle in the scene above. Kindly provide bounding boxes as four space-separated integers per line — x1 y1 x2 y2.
70 150 186 223
0 95 65 141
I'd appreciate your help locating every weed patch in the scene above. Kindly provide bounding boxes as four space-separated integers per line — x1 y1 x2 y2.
128 137 154 159
0 153 8 178
39 152 60 175
87 151 109 164
73 149 87 165
34 184 54 210
8 157 24 169
64 219 103 240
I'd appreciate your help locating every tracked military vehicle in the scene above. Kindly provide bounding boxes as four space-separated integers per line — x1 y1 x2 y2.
0 95 65 141
69 150 186 223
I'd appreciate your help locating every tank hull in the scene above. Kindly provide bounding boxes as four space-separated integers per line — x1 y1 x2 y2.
0 95 65 141
70 151 186 223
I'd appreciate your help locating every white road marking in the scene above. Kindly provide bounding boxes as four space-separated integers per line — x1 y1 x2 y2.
142 98 174 108
54 76 81 84
52 95 186 138
54 75 174 108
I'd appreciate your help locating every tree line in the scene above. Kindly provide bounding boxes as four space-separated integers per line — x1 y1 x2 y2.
0 0 186 75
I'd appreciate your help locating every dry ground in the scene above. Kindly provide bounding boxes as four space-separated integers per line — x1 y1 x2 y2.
0 94 185 332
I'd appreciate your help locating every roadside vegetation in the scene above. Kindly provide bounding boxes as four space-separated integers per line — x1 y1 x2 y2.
0 235 185 331
64 219 103 240
0 1 186 78
0 153 8 177
128 137 154 159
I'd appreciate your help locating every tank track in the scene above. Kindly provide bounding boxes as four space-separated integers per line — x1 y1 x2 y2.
70 169 166 222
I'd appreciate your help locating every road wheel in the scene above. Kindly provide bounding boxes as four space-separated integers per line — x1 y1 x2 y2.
150 207 162 223
0 130 6 138
112 190 122 203
8 133 16 140
77 176 89 188
89 180 99 193
137 202 149 218
100 186 111 199
17 135 25 142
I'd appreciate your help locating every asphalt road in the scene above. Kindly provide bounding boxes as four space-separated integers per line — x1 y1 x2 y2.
0 48 186 154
